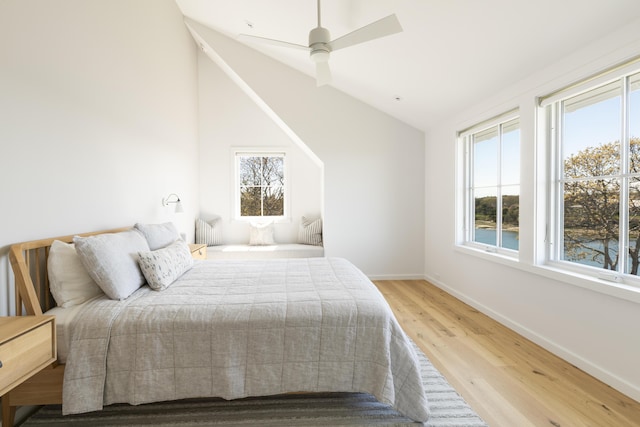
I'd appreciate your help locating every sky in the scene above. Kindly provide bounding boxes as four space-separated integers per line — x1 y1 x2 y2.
564 79 640 163
473 125 520 198
473 75 640 199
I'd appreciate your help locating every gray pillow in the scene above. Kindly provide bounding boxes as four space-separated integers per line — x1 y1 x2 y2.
138 240 194 291
74 230 150 300
134 222 179 250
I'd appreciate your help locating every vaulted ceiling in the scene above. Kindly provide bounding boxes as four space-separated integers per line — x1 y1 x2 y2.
176 0 640 131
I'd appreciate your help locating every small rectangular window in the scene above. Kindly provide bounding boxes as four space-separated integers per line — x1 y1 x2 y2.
235 152 286 219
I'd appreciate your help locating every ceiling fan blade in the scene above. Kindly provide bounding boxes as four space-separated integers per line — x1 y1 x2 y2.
328 14 402 52
238 34 310 51
315 61 332 86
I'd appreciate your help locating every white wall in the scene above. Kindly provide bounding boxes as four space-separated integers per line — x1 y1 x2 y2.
425 19 640 400
187 21 425 278
197 51 323 244
0 0 199 316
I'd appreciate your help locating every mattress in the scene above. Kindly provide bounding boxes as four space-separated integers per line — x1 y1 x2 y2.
45 296 99 363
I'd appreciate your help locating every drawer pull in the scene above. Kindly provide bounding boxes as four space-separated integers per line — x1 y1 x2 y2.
0 360 3 368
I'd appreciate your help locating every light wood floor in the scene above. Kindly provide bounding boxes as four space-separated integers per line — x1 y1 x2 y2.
373 280 640 427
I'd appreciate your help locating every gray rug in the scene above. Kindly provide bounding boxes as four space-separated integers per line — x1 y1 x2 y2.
21 342 487 426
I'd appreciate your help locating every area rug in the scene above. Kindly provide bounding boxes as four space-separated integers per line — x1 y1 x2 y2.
21 342 487 426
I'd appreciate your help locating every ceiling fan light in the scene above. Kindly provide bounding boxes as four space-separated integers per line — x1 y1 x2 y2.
311 49 330 63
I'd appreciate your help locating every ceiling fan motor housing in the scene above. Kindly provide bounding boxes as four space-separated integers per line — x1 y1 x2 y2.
309 26 330 62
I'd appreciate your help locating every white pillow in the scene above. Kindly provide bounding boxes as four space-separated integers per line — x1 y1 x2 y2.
298 216 323 246
74 230 150 300
138 240 194 291
195 217 222 246
48 240 104 308
249 221 275 246
134 222 179 251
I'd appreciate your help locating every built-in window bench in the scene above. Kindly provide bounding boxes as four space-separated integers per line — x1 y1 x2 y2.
206 244 324 260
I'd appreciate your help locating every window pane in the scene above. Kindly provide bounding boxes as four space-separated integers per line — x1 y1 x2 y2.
474 187 497 246
263 186 284 216
262 156 284 185
473 128 498 188
502 185 519 250
239 157 262 186
630 73 640 173
562 81 621 179
625 74 640 275
563 178 620 270
501 120 520 186
240 186 262 216
628 178 640 275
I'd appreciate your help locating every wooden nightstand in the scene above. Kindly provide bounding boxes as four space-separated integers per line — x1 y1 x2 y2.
1 316 56 426
189 243 207 260
0 316 56 398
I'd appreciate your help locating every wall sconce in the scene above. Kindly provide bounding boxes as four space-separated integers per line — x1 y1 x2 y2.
162 193 184 213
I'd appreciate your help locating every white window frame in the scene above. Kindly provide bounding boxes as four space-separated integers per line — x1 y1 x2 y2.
542 65 640 289
458 110 520 258
232 149 289 222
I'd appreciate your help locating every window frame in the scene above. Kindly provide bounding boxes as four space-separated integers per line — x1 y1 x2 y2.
458 110 521 258
232 149 289 222
544 69 640 288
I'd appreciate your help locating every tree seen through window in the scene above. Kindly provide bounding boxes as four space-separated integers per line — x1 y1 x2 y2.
238 155 284 217
556 71 640 275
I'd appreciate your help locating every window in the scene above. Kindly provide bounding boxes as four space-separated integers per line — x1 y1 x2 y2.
235 152 287 219
546 70 640 281
461 113 520 254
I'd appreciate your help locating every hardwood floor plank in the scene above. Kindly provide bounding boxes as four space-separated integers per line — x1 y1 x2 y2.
374 279 640 427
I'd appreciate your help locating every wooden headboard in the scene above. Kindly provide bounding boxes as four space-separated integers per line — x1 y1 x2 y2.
9 227 129 316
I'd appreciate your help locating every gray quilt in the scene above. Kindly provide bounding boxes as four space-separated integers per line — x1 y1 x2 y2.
62 257 430 422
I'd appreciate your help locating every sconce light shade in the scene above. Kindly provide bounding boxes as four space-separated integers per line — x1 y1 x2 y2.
162 193 184 214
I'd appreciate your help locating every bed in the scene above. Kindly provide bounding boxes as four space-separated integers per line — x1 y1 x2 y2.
4 226 429 425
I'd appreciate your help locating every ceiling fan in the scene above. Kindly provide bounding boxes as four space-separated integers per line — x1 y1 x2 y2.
238 0 403 86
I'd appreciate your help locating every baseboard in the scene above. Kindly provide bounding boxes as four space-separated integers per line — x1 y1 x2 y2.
367 273 427 281
423 273 640 403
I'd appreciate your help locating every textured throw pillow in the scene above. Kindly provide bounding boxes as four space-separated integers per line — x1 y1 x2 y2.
138 240 194 291
298 216 323 246
48 240 104 307
249 221 275 245
74 229 150 300
134 222 179 251
195 217 222 246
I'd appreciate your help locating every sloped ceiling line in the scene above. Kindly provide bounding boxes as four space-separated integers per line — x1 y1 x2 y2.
184 18 323 170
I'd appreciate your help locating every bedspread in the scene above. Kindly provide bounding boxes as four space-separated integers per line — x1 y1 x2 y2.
62 257 429 422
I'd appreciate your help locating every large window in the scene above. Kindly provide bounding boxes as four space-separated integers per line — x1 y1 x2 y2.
547 70 640 280
235 152 287 219
461 113 520 254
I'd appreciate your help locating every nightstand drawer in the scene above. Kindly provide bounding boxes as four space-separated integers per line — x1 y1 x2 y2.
0 316 55 396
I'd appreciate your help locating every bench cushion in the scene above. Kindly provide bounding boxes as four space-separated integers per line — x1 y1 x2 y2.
207 244 324 260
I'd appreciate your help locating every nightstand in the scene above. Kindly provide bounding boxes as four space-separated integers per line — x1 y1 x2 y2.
0 316 56 398
188 243 207 260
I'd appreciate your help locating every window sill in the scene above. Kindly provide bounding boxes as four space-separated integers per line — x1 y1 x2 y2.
529 264 640 304
455 244 520 266
233 216 291 224
454 244 640 304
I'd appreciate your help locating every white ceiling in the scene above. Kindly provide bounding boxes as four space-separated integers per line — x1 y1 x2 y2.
175 0 640 131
